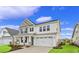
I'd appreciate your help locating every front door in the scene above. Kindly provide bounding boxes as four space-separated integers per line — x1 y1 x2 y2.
31 36 34 45
24 37 27 45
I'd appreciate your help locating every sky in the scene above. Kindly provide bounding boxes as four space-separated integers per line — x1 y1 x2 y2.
0 6 79 39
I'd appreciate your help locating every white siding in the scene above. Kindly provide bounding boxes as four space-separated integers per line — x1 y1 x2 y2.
20 21 59 35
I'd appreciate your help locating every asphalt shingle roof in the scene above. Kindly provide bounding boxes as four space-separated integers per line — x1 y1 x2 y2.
5 27 19 36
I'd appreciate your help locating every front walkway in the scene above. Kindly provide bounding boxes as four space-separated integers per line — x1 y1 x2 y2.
10 46 51 53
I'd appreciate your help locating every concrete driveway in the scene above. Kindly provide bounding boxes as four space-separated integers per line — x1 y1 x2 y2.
10 46 51 53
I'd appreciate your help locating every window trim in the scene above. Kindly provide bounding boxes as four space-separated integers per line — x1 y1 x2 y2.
21 37 23 43
47 25 50 31
39 27 42 32
43 26 46 31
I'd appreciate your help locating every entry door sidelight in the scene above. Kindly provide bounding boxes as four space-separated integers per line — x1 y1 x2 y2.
31 36 34 45
25 37 27 43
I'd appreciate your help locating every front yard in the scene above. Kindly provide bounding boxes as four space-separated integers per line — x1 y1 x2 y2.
49 44 79 53
0 45 12 53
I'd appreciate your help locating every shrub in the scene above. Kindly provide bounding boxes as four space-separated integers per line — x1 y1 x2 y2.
59 42 65 45
53 46 63 49
53 44 63 49
10 45 23 51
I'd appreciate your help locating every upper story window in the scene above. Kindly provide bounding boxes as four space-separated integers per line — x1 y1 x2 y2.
56 28 58 31
30 27 34 32
39 27 42 32
43 26 46 31
47 25 50 31
32 28 34 31
25 28 28 33
20 29 23 33
3 31 7 34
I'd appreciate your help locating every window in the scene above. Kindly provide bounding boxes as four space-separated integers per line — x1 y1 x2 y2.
36 37 39 39
32 27 34 31
43 26 46 31
25 28 28 33
25 37 27 43
45 37 47 39
30 28 31 32
49 36 53 38
16 40 19 44
21 37 23 43
30 27 34 32
76 31 78 33
21 29 23 33
3 31 7 34
39 27 42 32
47 25 50 31
40 37 43 39
56 28 58 31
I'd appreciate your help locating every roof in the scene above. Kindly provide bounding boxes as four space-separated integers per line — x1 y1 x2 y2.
35 19 59 25
21 18 59 26
5 27 19 36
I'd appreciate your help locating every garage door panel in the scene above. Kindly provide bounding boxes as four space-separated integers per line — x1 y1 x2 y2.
34 39 53 47
2 37 12 44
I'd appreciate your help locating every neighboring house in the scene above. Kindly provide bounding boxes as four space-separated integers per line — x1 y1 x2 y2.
0 27 19 44
72 23 79 42
14 19 61 47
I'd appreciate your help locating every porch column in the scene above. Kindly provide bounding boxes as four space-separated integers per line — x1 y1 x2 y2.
13 36 16 45
28 36 32 45
27 36 30 45
23 36 25 45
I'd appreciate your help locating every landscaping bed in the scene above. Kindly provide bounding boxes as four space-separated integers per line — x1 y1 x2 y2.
10 45 23 51
49 44 79 53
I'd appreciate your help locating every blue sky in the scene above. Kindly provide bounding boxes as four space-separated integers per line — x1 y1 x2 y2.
0 6 79 39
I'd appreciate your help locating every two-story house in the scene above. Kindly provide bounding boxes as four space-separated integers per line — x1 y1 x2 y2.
14 19 60 47
72 23 79 42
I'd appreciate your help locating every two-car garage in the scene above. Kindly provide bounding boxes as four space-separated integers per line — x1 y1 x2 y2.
33 35 56 47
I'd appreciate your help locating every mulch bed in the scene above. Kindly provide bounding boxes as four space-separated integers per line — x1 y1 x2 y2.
10 45 23 51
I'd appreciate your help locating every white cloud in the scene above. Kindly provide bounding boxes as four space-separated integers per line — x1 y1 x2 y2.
0 16 6 19
61 28 73 31
61 33 72 36
59 7 65 10
0 6 40 20
0 25 19 30
52 7 65 11
61 21 69 25
61 35 71 39
36 16 52 23
61 27 73 39
61 31 72 39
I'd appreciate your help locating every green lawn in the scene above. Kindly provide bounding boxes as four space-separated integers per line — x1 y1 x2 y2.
0 45 12 53
49 44 79 53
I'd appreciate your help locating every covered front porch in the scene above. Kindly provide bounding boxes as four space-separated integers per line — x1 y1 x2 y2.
14 35 34 47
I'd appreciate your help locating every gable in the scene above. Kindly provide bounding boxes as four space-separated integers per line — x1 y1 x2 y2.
20 19 35 28
0 28 11 37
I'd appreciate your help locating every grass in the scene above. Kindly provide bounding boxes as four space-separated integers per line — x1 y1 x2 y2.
0 44 12 53
49 44 79 53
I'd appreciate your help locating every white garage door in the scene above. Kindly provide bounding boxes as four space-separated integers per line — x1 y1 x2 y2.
34 38 53 47
1 37 12 44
